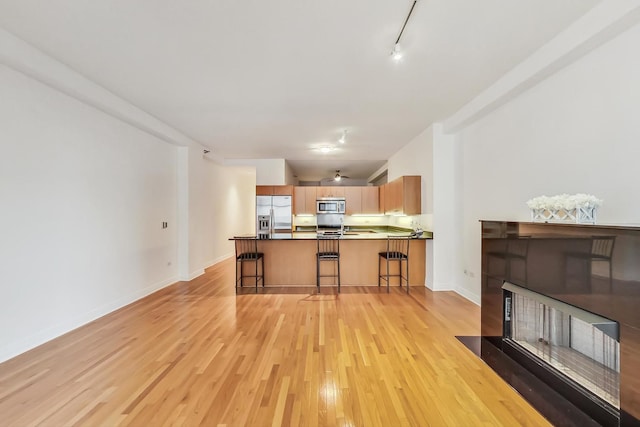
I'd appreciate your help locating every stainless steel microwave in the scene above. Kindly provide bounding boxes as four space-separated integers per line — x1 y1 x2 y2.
316 197 346 214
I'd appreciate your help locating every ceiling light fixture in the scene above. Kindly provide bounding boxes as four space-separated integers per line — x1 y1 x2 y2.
333 170 349 182
318 145 336 154
391 0 418 62
391 43 403 62
338 130 347 144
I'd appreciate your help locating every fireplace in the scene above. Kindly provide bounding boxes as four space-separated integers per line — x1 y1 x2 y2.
480 221 640 426
503 281 619 423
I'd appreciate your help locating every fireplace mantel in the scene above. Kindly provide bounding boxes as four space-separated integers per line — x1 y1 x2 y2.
481 221 640 427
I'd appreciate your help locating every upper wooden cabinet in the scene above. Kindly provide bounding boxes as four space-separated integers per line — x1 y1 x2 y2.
384 176 421 215
361 186 380 214
386 179 402 213
344 186 380 215
273 185 293 195
256 185 293 196
289 178 418 216
343 187 361 215
256 185 272 196
293 186 317 215
316 186 345 198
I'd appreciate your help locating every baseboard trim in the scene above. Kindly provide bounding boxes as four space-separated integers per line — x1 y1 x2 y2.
205 253 234 270
0 275 178 364
455 285 481 306
430 281 453 291
186 269 205 281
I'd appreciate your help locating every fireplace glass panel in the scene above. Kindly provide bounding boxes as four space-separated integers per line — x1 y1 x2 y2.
509 290 620 409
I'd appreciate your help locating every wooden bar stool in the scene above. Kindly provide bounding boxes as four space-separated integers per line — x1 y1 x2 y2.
235 237 264 293
378 237 410 293
316 236 341 293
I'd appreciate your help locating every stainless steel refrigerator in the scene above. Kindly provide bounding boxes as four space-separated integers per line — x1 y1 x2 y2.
256 195 292 233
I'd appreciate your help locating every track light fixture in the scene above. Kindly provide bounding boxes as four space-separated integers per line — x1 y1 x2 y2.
391 43 403 62
391 0 418 62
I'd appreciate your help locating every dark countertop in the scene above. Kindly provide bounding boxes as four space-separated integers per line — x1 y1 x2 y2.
230 230 433 240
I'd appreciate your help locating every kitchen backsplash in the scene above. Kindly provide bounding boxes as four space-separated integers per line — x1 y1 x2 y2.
293 213 432 230
386 213 432 231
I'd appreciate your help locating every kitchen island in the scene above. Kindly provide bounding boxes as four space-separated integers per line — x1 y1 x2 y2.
232 230 431 287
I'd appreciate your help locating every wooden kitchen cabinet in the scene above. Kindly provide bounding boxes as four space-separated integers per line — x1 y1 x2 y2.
293 186 317 215
256 185 273 196
361 186 380 214
386 179 402 213
294 187 304 214
401 176 421 214
384 176 421 215
272 185 293 195
256 185 293 196
344 187 361 215
316 186 345 198
305 187 317 213
257 238 425 286
342 186 380 215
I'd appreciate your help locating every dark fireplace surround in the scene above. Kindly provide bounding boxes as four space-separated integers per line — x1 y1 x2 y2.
481 221 640 427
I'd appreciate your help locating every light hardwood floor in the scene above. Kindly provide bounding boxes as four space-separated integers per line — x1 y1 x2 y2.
0 259 551 426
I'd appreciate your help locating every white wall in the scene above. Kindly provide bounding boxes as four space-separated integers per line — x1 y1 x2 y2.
0 64 179 362
387 126 435 287
225 158 287 185
0 28 257 363
388 126 434 216
431 126 461 293
454 20 640 303
284 160 298 185
188 154 255 276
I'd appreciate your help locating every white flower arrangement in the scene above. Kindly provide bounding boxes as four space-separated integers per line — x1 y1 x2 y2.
527 193 602 224
526 194 603 211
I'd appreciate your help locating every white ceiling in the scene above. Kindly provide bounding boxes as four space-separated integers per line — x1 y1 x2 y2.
0 0 599 181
